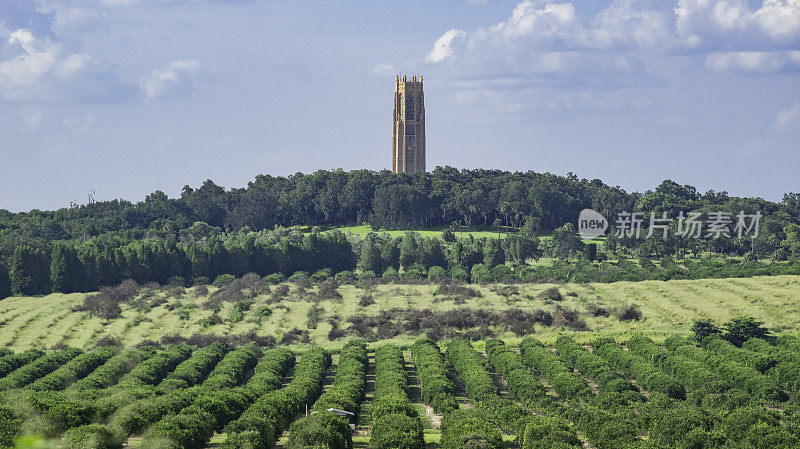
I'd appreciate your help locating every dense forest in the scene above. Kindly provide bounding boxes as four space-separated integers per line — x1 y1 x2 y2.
1 167 799 298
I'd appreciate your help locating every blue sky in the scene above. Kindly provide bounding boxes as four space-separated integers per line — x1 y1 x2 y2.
1 0 798 212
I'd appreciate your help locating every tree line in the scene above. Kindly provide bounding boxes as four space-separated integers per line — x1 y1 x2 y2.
1 167 799 298
0 224 550 298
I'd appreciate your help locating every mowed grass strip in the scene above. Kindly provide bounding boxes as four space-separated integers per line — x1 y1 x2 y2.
1 275 799 351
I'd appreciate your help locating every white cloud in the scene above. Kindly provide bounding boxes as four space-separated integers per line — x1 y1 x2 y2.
775 101 800 129
590 0 673 49
370 62 396 76
483 1 579 42
140 59 202 100
706 50 800 72
425 29 467 63
675 0 800 48
0 29 94 100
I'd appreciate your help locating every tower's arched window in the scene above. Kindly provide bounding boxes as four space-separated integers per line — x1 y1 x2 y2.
406 94 414 120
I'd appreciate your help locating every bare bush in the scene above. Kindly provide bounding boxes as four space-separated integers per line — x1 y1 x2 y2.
491 285 520 297
306 303 325 329
271 284 290 300
193 284 209 298
327 323 346 341
434 282 482 299
615 304 642 321
540 287 563 302
553 306 587 331
165 285 186 299
359 294 374 307
280 328 311 345
316 278 341 300
588 305 610 317
94 335 122 348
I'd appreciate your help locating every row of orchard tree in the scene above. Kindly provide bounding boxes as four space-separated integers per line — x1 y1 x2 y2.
0 228 541 298
0 229 354 297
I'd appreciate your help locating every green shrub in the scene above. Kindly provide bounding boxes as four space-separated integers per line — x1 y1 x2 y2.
370 345 424 449
519 338 592 401
491 264 514 282
286 411 351 449
371 413 424 449
449 266 469 282
263 273 285 285
167 276 185 287
213 274 235 288
402 266 425 279
222 348 330 449
522 415 581 449
288 272 310 284
0 349 44 378
334 271 355 283
0 348 82 391
382 267 399 282
357 270 376 280
649 408 714 448
691 319 722 343
485 339 547 406
192 277 210 286
410 339 458 414
441 409 502 449
311 269 332 282
73 348 152 390
470 264 492 284
722 316 773 347
0 403 21 448
427 266 446 282
62 424 122 449
445 339 497 402
30 347 117 391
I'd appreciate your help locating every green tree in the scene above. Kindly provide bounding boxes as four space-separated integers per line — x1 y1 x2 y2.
422 238 447 269
604 231 619 255
585 243 597 262
549 223 584 259
470 264 492 284
493 218 502 239
691 319 722 344
519 216 540 238
50 243 68 293
723 316 773 347
483 238 505 267
503 235 539 265
0 263 10 299
782 224 800 259
381 237 401 271
10 245 48 296
359 234 383 274
399 232 422 269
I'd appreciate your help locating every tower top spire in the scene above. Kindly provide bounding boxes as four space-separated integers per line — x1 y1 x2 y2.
397 74 423 84
392 75 426 174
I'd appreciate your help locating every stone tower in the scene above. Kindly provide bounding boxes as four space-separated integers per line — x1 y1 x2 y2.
392 75 426 174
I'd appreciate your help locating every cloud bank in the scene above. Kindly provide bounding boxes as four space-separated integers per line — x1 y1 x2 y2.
140 59 202 100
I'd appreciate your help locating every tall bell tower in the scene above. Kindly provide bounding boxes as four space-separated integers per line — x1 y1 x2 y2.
392 75 426 174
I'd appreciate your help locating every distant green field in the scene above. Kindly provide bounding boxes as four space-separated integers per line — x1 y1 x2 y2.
322 224 606 245
326 224 515 239
1 275 798 352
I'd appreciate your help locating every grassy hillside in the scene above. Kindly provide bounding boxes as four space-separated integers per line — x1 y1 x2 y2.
323 224 605 244
1 275 798 352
